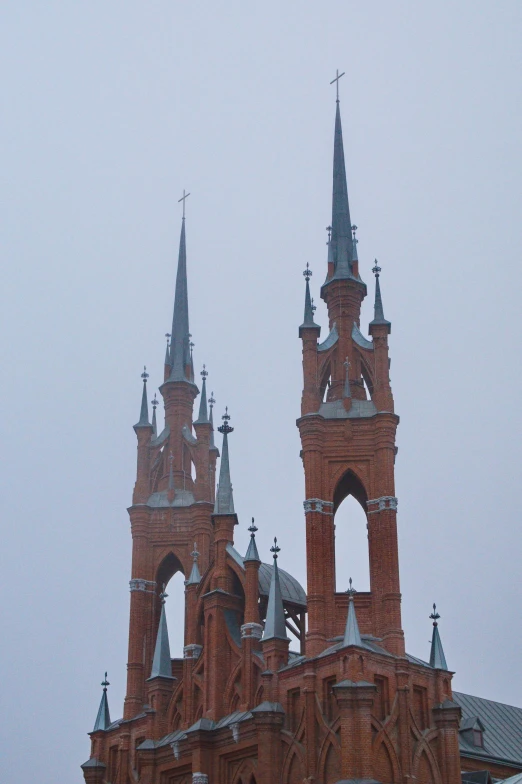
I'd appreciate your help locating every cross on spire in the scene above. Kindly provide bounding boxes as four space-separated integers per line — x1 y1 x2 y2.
178 189 191 219
249 517 258 536
270 537 281 559
303 262 312 282
330 69 345 102
218 407 234 435
208 391 215 409
141 366 149 382
201 364 208 380
101 672 110 689
430 603 441 625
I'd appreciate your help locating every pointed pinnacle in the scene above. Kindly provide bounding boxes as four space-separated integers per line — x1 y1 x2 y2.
134 367 151 429
245 517 260 563
195 365 209 424
263 537 288 641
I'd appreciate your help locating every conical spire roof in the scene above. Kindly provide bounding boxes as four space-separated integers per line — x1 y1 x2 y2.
134 367 151 430
149 588 174 679
214 409 235 514
330 99 357 279
263 539 288 641
299 264 320 335
92 673 111 732
151 394 158 437
342 580 362 647
208 392 217 449
429 604 448 670
186 542 201 585
194 366 209 424
169 217 191 382
369 261 391 330
244 518 260 563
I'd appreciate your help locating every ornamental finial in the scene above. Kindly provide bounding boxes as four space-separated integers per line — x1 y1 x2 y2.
372 259 381 277
270 537 281 559
101 672 110 690
141 366 149 382
151 394 158 410
330 69 345 103
191 542 199 562
208 391 215 409
178 189 191 219
346 577 356 597
430 603 440 625
248 517 258 537
303 262 312 282
201 364 208 380
218 407 234 435
326 225 332 243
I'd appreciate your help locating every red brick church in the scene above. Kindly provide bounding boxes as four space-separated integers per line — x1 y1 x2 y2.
81 88 522 784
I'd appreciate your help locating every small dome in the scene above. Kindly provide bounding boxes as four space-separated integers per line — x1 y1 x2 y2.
258 562 307 608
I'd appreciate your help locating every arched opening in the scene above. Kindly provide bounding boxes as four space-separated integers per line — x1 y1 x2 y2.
319 364 331 403
157 553 186 660
360 360 374 399
333 471 370 592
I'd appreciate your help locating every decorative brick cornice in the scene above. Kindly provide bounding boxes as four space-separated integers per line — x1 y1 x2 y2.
366 496 398 514
303 498 334 515
129 578 156 593
183 644 203 660
241 622 263 639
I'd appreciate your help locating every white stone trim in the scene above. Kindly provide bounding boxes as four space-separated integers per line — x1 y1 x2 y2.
303 498 334 515
129 578 156 593
183 644 203 660
171 740 181 760
366 496 398 514
241 622 263 640
192 774 208 784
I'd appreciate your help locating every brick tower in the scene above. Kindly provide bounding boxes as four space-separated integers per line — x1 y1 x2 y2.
81 88 465 784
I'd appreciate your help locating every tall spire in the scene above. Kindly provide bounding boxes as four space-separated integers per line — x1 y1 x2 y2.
329 73 356 278
169 203 191 382
148 586 174 679
186 542 201 585
194 366 209 424
342 579 362 647
299 264 320 335
244 518 260 562
263 538 288 641
369 261 391 330
429 604 448 670
151 394 158 437
92 673 111 732
208 391 217 449
214 408 235 514
134 367 151 429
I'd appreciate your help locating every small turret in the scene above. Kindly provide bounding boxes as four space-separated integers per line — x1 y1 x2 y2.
299 264 320 337
263 538 288 642
342 579 362 647
134 367 152 431
92 673 111 732
151 393 158 437
369 261 391 333
214 408 235 515
186 542 201 586
429 604 448 670
148 587 175 680
194 365 209 424
244 517 260 563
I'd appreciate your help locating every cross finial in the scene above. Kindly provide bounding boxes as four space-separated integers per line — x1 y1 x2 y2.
326 225 332 243
303 262 312 282
178 189 191 219
208 391 215 409
159 583 168 604
218 407 234 435
346 577 356 597
201 364 208 380
270 536 281 559
165 332 171 345
311 297 317 315
429 603 440 625
191 542 199 562
372 259 381 277
330 69 345 102
141 366 149 382
151 393 158 410
352 224 358 243
101 672 110 690
248 517 258 537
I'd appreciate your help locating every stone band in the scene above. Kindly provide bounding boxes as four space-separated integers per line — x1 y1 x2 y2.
303 498 334 515
366 496 398 514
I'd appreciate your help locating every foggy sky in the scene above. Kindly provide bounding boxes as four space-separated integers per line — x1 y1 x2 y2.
1 3 521 783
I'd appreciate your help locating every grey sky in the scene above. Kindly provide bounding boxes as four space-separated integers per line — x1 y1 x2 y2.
1 3 521 782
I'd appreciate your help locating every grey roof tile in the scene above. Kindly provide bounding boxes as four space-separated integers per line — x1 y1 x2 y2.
454 690 522 767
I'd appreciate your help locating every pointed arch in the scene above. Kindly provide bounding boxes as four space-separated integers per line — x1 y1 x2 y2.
333 467 368 514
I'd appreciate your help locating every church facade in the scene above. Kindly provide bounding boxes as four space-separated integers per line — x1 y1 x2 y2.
81 94 522 784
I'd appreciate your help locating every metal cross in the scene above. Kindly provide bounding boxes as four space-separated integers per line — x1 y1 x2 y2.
151 394 158 410
208 391 215 409
141 365 149 382
101 672 110 689
178 189 191 219
248 517 258 536
270 537 281 559
372 259 381 277
303 262 312 282
346 577 356 597
201 364 208 380
430 603 440 624
218 407 234 435
330 69 345 102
